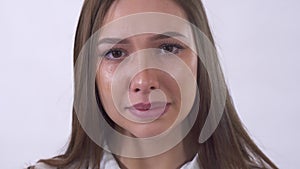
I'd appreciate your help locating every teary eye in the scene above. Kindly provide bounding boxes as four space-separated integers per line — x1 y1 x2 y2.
104 48 127 60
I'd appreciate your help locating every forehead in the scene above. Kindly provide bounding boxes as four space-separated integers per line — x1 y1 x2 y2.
103 0 187 24
97 0 195 49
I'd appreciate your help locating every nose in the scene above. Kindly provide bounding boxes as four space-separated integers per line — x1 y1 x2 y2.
129 69 160 94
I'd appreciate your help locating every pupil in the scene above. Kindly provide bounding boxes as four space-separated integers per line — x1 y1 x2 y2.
164 45 173 52
112 50 122 58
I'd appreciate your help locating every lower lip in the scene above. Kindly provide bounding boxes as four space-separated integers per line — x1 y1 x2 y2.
127 103 170 120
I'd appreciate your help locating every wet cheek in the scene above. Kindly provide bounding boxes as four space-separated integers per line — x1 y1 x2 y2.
96 64 118 116
98 63 116 85
96 64 118 103
102 63 116 77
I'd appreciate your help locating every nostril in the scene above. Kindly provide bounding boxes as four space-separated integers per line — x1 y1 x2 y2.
133 86 156 93
150 86 156 90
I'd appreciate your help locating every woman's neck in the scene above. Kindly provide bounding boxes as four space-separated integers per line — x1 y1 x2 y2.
114 135 199 169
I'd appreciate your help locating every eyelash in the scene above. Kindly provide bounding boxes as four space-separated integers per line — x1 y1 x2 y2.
159 42 184 55
102 42 185 60
103 48 127 60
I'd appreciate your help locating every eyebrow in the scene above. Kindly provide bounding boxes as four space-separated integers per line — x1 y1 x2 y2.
98 31 186 45
150 31 186 41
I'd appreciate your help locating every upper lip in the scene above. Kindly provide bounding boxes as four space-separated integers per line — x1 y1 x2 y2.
125 102 170 111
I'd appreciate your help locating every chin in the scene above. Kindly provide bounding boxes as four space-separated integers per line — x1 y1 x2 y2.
127 122 171 138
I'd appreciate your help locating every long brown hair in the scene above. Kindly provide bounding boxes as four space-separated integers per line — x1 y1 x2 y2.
29 0 278 168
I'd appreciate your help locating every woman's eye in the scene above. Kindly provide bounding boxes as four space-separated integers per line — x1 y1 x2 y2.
104 48 127 60
159 43 183 55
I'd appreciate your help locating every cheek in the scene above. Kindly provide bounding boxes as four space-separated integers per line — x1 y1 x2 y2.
97 60 118 86
96 62 117 105
189 54 198 77
181 51 198 77
96 62 125 124
160 74 181 103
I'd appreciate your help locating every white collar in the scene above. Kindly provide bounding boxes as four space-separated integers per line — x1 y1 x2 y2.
100 151 200 169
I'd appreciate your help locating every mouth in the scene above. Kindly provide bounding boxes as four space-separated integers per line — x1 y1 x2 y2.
125 102 171 120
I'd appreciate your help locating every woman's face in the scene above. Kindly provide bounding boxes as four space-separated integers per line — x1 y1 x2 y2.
96 0 197 138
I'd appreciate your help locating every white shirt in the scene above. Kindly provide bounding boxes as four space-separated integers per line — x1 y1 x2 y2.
34 151 200 169
100 151 200 169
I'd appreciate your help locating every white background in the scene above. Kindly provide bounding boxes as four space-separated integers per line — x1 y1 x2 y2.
0 0 299 168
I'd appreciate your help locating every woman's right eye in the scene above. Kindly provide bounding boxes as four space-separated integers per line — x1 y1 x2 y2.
104 48 127 60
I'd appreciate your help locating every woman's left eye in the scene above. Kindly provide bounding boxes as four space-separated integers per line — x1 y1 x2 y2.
159 43 184 55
